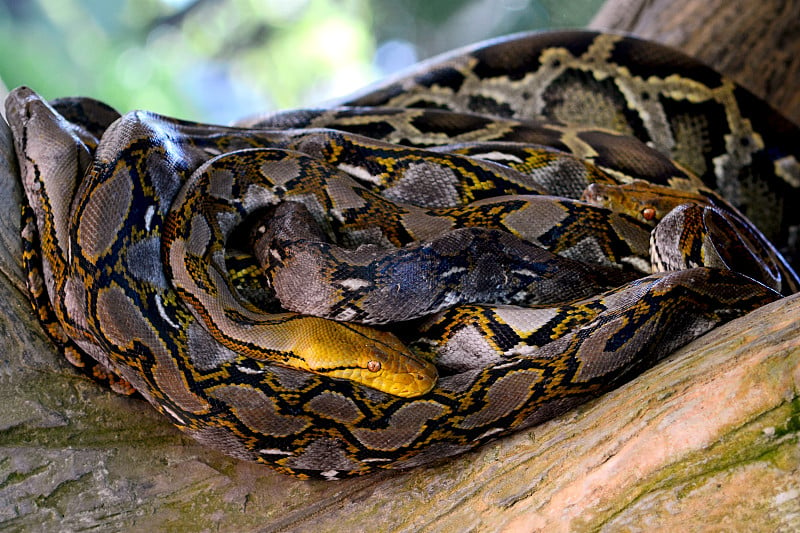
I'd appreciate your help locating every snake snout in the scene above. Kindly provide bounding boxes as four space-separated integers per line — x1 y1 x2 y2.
580 183 606 204
364 343 438 398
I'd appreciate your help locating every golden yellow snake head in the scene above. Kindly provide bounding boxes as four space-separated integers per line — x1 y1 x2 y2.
582 180 711 226
289 318 438 398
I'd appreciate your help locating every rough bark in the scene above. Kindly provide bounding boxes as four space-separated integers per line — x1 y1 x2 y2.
2 1 799 531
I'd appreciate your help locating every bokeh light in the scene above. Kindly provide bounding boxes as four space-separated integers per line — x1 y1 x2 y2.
0 0 603 123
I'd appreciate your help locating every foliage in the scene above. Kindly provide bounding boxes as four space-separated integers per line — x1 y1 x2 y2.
0 0 602 122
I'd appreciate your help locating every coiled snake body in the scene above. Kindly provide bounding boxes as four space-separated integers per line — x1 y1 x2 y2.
7 31 799 478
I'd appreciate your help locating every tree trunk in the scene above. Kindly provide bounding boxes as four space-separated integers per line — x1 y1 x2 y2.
1 1 798 531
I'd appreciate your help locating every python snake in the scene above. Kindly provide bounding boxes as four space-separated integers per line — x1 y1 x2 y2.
6 30 800 479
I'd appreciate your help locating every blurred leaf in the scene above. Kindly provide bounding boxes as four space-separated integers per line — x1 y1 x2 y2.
0 0 602 123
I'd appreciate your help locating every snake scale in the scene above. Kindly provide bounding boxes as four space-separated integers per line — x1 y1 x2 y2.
6 30 800 479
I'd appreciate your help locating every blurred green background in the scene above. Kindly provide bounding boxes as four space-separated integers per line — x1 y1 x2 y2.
0 0 603 123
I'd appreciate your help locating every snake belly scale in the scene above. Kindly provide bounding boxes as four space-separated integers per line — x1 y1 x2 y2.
6 30 798 479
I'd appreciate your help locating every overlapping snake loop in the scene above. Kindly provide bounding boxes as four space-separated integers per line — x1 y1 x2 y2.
7 31 799 478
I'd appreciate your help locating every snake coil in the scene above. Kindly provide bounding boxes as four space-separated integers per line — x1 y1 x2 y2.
6 30 799 479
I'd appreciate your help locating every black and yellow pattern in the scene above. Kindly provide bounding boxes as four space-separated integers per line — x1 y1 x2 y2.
5 30 798 479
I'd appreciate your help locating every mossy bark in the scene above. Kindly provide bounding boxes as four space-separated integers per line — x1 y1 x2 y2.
2 1 799 530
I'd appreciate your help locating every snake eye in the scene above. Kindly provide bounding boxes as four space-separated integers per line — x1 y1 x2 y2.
642 207 657 221
367 360 382 373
